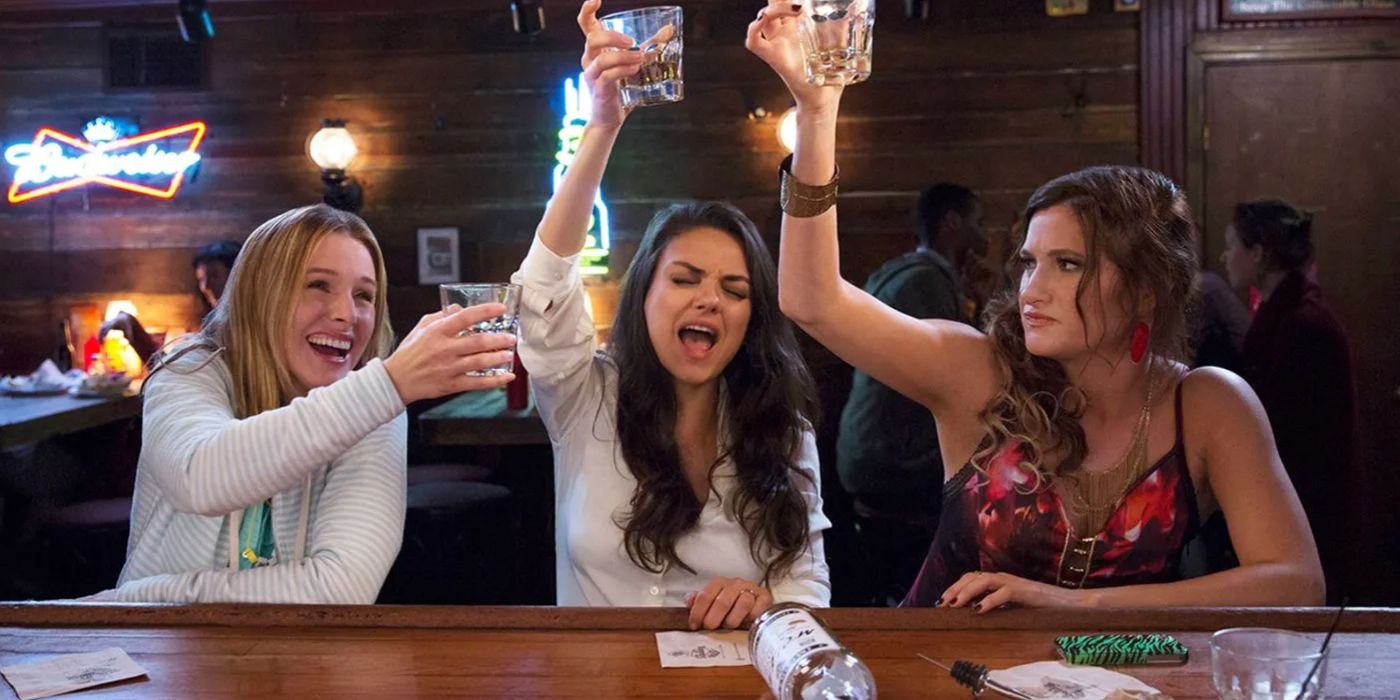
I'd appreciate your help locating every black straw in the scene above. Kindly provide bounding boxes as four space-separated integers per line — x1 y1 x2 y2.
1296 598 1346 700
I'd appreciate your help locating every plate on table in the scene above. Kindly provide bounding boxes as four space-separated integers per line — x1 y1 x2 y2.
69 373 133 398
0 377 70 396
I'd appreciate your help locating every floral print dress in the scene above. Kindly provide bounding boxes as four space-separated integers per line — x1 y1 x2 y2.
902 380 1199 606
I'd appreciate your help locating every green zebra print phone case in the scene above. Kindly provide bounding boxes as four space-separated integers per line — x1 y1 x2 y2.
1054 633 1189 666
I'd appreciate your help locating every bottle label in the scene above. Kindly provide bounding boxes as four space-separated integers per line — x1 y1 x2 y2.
752 606 841 696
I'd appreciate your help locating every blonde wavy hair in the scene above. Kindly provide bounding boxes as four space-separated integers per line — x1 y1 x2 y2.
151 204 393 419
972 167 1198 487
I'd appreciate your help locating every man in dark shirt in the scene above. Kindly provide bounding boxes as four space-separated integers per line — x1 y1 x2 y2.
835 183 984 604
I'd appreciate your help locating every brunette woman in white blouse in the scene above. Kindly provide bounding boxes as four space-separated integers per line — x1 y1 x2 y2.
510 0 832 629
105 204 517 603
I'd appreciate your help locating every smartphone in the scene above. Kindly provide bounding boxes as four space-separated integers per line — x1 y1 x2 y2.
1054 633 1189 666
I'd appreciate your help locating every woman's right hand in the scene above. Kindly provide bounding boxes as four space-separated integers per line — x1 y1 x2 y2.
383 303 517 404
578 0 645 130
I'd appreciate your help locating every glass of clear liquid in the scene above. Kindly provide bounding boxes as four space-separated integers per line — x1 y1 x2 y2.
797 0 874 86
1211 627 1328 700
600 5 684 108
439 283 521 377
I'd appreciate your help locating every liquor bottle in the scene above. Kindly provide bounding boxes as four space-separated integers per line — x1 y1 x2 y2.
749 603 877 699
506 348 530 410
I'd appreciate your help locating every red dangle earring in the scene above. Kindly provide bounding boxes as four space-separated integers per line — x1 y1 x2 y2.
1130 322 1150 364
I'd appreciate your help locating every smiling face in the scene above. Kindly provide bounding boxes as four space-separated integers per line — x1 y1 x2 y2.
282 232 378 396
642 226 753 389
1018 204 1135 362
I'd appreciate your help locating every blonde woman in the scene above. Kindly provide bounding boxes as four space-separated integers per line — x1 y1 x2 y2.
107 204 516 603
747 2 1321 609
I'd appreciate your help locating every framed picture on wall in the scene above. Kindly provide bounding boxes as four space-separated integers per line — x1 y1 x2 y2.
417 227 460 285
1046 0 1090 16
1223 0 1400 21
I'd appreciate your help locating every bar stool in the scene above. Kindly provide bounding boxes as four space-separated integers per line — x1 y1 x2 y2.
378 465 517 605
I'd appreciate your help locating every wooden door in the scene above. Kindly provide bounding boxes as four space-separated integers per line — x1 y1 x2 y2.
1191 31 1400 602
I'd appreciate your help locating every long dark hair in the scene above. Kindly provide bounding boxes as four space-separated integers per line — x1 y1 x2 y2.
975 166 1198 484
607 201 818 583
1234 199 1314 272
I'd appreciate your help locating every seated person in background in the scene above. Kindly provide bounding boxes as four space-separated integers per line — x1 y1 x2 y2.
100 240 243 363
510 0 831 630
104 204 517 603
747 3 1322 609
1223 199 1357 602
835 183 984 605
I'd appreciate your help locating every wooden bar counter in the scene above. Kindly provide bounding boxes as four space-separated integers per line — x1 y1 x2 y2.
2 605 1398 698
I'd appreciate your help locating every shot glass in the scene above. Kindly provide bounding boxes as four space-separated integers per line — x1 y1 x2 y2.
600 5 684 108
439 283 521 377
796 0 874 86
1211 627 1329 700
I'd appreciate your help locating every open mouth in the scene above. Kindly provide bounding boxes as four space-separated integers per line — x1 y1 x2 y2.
677 324 718 359
307 333 352 362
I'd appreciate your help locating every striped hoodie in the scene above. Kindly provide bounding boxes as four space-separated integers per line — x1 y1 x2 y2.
115 351 407 603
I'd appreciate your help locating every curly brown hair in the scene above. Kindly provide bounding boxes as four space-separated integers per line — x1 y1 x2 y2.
608 201 819 585
973 166 1198 484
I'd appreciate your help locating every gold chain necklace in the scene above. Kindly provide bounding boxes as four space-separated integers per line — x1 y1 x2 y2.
1064 364 1156 535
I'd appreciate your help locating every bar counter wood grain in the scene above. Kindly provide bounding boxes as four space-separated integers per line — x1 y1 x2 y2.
3 605 1398 698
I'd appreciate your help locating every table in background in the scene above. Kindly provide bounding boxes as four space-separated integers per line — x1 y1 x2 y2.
419 389 548 448
2 606 1398 698
417 389 553 604
0 391 141 451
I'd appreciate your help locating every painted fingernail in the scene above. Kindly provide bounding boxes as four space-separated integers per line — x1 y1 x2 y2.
974 602 984 612
791 3 802 10
934 597 943 606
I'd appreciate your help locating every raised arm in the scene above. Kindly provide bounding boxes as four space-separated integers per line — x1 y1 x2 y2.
512 0 642 435
745 1 995 413
535 0 642 259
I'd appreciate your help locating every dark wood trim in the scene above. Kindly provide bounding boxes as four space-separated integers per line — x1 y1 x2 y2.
1185 26 1400 244
1139 0 1195 184
1140 1 1399 220
4 603 1399 633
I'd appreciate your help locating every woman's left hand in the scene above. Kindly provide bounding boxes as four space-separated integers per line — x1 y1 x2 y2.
939 570 1089 612
686 577 774 629
745 0 841 112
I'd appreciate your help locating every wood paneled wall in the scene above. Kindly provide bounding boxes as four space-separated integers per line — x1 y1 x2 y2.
1139 0 1399 185
0 0 1140 374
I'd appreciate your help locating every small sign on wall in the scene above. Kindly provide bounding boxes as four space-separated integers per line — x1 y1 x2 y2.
5 117 206 204
1223 0 1399 19
417 227 460 285
1046 0 1090 16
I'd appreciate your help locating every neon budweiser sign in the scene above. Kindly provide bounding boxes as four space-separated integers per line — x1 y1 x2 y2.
5 118 207 204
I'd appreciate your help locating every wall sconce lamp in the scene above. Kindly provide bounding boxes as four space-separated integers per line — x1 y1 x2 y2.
778 107 798 153
307 119 362 213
